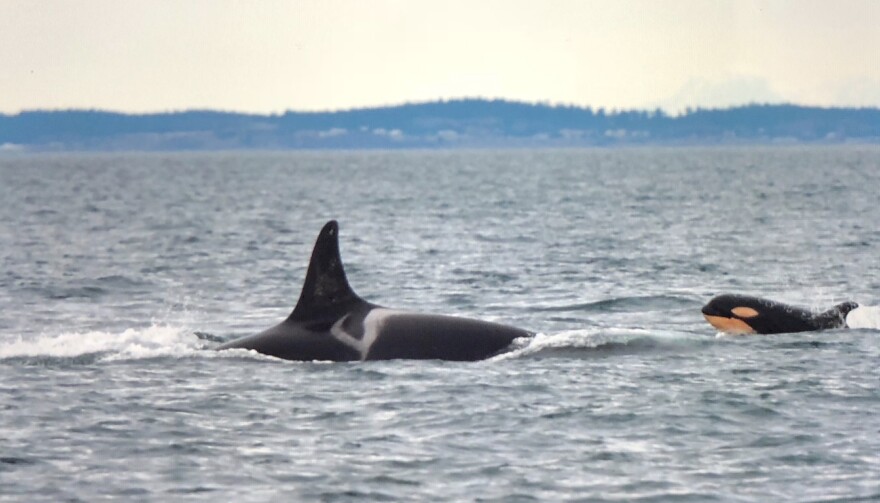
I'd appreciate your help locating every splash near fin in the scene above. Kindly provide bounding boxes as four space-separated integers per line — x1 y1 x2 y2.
288 221 363 322
812 301 859 329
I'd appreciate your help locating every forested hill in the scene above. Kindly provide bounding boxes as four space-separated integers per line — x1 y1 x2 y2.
2 100 880 151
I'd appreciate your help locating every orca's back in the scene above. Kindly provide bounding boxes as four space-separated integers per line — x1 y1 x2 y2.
365 314 531 361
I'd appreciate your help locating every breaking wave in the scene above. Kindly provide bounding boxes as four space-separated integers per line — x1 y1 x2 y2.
492 327 706 361
0 325 228 364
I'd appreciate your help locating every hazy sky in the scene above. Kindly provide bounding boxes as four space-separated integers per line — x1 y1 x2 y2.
2 0 879 114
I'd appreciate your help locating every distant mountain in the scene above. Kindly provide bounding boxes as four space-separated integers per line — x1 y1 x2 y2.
2 99 880 151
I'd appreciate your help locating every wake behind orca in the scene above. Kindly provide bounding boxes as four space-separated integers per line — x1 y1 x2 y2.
217 221 532 361
702 293 858 335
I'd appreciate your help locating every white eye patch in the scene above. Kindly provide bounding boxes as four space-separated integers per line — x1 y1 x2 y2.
731 306 759 318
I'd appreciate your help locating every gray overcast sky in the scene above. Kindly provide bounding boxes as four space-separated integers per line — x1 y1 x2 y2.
2 0 879 113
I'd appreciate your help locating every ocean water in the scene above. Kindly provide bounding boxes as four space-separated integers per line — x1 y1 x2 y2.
1 147 879 502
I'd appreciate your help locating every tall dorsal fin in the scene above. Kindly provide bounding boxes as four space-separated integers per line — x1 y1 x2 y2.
287 220 363 321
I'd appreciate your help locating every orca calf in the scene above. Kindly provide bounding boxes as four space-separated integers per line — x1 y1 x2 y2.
217 221 532 361
701 294 858 335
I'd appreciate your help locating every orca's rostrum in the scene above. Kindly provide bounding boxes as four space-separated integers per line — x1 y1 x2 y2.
217 221 532 361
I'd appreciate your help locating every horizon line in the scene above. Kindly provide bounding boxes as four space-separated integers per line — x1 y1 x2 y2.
5 98 880 118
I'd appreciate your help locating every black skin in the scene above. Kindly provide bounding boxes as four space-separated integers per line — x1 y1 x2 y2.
702 294 858 334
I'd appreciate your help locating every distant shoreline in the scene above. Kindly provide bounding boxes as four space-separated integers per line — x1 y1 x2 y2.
3 99 879 152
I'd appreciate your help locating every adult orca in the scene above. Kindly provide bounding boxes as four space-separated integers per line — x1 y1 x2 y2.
701 294 858 335
216 221 532 361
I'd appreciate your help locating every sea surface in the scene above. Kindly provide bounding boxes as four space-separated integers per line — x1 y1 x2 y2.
1 147 879 502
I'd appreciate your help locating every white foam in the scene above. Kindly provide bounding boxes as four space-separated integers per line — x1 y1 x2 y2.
490 327 697 361
0 324 205 361
846 306 880 330
490 331 588 360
